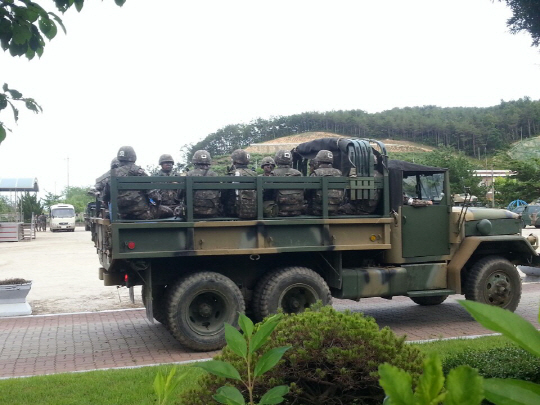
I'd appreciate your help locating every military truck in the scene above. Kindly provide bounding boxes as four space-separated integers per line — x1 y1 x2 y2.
90 138 540 351
84 202 96 231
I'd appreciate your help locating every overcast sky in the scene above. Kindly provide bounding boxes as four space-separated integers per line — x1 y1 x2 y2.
1 0 540 199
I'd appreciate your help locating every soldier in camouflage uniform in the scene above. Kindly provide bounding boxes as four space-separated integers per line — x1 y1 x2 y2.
94 158 120 202
114 146 173 220
156 154 180 210
259 156 276 217
273 150 304 217
309 149 344 215
226 149 257 219
260 157 275 176
178 150 221 218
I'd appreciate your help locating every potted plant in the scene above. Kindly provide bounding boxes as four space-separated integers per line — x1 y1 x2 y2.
0 278 32 316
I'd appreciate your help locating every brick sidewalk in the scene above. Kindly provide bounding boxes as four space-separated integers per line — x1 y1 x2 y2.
1 283 539 379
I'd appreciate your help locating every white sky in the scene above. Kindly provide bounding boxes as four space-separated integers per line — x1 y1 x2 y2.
1 0 540 198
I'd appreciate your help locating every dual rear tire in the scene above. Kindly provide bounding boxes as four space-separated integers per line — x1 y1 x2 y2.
252 266 332 322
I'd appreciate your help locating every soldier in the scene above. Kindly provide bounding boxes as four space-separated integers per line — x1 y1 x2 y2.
94 158 120 199
259 156 276 217
156 154 180 210
178 150 221 218
114 146 173 220
309 149 344 215
260 157 275 176
39 214 47 231
273 150 304 217
226 149 257 218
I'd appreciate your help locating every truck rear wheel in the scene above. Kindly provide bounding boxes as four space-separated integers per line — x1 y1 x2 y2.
464 256 521 312
141 285 168 326
166 272 245 351
252 266 332 321
410 295 448 306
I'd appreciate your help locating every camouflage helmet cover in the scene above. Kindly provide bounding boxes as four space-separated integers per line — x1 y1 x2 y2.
315 149 334 164
231 149 250 165
274 149 293 165
117 146 137 162
159 154 174 165
260 156 276 168
110 157 120 169
192 150 212 165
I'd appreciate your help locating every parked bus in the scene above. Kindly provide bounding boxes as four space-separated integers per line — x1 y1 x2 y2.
49 204 76 232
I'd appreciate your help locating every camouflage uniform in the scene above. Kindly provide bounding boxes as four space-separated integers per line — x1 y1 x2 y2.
39 214 47 231
179 150 221 218
226 149 257 219
94 157 120 206
156 154 179 209
114 146 172 220
259 157 276 216
272 150 304 217
309 150 344 215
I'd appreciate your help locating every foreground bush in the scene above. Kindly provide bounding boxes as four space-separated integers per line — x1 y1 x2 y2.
442 345 540 382
180 305 424 405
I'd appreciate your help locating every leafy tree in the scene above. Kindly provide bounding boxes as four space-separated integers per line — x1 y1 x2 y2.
494 158 540 206
0 195 13 214
18 191 43 221
41 191 63 211
0 0 126 143
417 147 487 197
64 186 93 213
501 0 540 47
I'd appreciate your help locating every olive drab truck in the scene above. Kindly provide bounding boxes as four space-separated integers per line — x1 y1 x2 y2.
90 138 540 351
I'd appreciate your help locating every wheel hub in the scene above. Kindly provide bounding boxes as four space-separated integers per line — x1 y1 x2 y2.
198 302 213 318
485 272 512 306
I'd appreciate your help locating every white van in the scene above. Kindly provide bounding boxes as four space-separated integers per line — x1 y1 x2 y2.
49 204 76 232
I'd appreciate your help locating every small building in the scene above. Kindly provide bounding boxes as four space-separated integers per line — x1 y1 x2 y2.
0 178 39 241
472 170 514 188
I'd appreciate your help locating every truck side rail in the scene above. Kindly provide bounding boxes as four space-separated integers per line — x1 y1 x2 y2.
108 174 389 222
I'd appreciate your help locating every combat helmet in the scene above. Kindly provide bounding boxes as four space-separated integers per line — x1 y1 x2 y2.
274 150 292 165
315 150 334 164
231 149 250 165
159 154 174 165
110 157 120 169
260 156 276 168
192 150 212 165
117 146 137 162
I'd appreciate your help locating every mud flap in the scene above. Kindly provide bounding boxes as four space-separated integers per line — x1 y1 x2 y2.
129 287 135 303
144 266 154 324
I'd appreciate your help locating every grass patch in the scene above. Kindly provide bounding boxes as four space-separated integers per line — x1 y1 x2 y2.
0 364 205 405
413 334 513 359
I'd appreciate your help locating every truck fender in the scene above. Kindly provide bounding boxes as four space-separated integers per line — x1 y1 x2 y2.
447 235 538 294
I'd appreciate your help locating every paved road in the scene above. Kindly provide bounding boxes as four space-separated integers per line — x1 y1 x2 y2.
1 282 539 379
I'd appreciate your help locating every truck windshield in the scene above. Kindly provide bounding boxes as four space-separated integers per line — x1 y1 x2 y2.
403 173 445 203
51 208 75 218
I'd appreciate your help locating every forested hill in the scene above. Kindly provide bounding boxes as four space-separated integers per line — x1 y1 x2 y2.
186 97 540 159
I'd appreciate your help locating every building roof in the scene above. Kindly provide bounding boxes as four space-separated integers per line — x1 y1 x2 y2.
0 178 39 192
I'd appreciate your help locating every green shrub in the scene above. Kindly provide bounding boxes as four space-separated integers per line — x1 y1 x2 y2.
180 305 424 405
442 345 540 382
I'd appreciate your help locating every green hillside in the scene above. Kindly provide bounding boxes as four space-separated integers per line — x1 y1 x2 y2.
507 136 540 162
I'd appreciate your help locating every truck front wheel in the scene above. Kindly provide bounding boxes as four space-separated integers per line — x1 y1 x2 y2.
166 272 245 351
252 266 332 321
464 256 522 312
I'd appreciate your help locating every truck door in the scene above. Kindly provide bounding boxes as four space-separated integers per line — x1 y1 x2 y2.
401 172 450 258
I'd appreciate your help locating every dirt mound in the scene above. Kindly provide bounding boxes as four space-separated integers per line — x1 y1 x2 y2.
245 132 433 154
